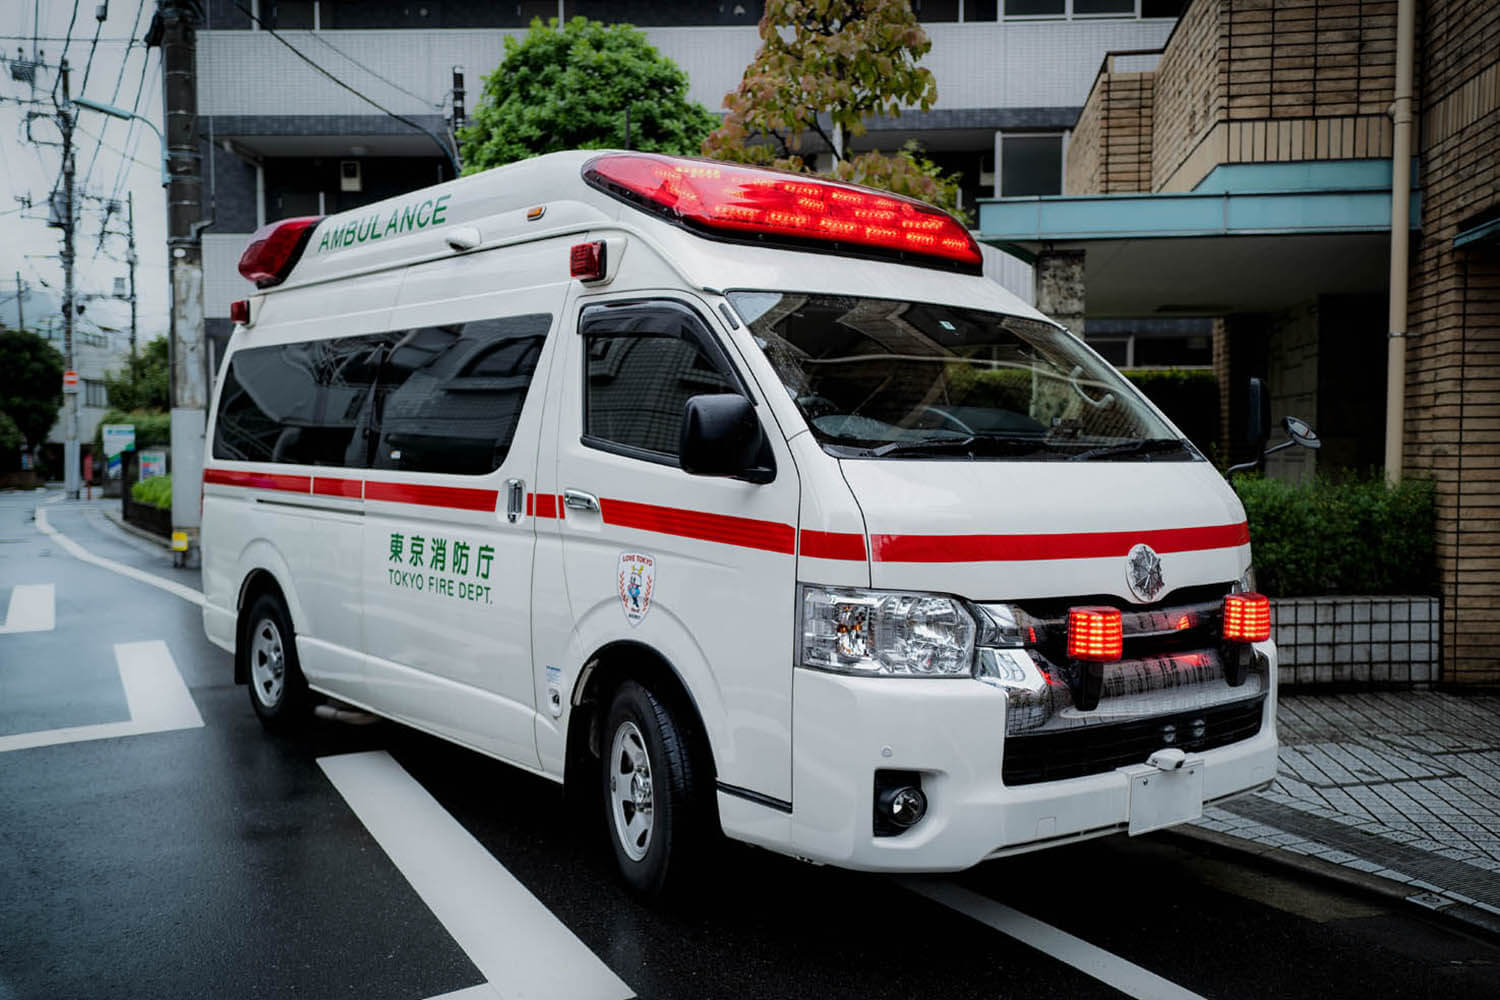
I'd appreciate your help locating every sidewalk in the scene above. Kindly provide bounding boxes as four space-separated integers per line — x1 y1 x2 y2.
1177 689 1500 936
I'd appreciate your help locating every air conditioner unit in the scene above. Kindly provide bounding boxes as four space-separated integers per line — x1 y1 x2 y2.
340 160 363 193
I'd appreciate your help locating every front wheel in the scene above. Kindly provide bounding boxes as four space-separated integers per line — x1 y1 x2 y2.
242 593 309 728
601 680 708 898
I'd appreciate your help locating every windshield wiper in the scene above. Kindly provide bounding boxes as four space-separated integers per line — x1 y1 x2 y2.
1066 438 1193 462
870 434 1059 459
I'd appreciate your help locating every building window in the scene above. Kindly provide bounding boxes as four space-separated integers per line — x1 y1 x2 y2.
1004 0 1142 16
997 133 1063 197
914 0 961 21
271 1 315 29
1072 0 1135 14
84 380 109 408
1005 0 1065 14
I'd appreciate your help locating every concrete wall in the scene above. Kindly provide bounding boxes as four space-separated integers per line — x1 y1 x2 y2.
1263 300 1318 483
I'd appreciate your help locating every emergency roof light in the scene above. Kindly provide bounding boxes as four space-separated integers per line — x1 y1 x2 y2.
1222 592 1271 643
1067 606 1124 662
238 216 324 288
582 153 983 272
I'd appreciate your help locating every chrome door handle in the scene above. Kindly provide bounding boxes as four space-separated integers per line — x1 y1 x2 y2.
563 489 600 513
505 478 524 523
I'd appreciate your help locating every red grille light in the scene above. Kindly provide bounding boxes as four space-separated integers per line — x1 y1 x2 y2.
1068 607 1123 662
1223 592 1271 642
229 299 250 324
238 216 323 288
583 154 982 270
570 241 606 280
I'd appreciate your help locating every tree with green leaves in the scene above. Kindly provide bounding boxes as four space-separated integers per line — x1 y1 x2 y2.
104 335 170 412
0 330 64 460
459 17 719 172
702 0 965 221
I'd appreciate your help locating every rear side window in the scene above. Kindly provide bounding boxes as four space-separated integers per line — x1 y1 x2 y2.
212 334 386 465
370 314 549 475
581 301 740 460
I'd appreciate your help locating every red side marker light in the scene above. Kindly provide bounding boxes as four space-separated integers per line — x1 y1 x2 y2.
230 299 250 324
1223 593 1271 642
1068 607 1123 662
238 216 323 288
570 240 606 281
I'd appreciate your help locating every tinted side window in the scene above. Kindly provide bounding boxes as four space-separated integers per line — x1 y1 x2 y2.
582 303 739 458
212 335 385 466
371 314 549 475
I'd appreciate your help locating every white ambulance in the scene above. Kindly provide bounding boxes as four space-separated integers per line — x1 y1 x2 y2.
202 150 1278 896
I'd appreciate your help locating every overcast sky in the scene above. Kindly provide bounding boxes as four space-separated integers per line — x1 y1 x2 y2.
1 0 170 348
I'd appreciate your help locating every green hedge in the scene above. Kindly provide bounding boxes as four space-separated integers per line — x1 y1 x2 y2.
92 409 171 455
1121 368 1219 456
1232 476 1436 597
131 474 173 510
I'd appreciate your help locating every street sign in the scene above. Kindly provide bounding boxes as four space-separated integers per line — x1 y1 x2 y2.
63 370 79 393
102 424 136 458
139 450 167 480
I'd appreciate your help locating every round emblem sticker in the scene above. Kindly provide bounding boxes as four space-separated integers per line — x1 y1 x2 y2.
1125 543 1165 603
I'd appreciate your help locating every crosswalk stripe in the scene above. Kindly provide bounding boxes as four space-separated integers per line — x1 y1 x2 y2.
0 640 204 753
320 751 633 1000
0 583 55 634
902 879 1206 1000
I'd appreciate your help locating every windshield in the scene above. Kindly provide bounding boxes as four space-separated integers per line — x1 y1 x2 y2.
727 292 1193 462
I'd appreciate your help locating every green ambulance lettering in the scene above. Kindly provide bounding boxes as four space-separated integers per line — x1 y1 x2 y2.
416 199 434 227
384 209 400 237
317 194 456 254
432 194 451 225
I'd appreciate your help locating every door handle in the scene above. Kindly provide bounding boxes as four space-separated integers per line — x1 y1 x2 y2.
563 488 600 513
505 478 524 523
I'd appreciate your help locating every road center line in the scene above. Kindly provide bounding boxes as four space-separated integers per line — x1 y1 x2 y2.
318 751 633 1000
0 640 205 753
0 583 55 633
901 879 1206 1000
35 506 204 607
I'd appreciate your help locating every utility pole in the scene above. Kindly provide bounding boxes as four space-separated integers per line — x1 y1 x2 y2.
15 273 23 332
59 60 81 501
153 0 207 565
126 192 138 358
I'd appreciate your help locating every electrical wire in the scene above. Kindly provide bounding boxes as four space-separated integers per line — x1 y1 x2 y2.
231 2 459 174
303 31 444 110
80 0 148 195
51 0 83 102
103 49 155 208
77 9 105 95
75 122 157 173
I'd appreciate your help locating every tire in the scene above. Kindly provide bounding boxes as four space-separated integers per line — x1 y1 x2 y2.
242 593 309 729
601 679 709 898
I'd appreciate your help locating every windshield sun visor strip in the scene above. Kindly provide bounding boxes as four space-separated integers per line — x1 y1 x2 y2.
871 522 1249 563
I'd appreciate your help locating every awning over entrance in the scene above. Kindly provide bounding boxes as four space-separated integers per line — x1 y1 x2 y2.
976 160 1419 317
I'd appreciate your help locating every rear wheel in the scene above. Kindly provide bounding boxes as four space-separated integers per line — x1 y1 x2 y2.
243 593 308 728
601 679 708 898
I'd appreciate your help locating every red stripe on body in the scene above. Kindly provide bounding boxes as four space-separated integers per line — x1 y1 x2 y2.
870 522 1250 563
600 498 796 554
203 468 312 493
312 476 362 498
799 529 867 561
364 481 498 512
532 493 560 519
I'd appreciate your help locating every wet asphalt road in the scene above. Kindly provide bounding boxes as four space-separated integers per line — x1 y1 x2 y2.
2 490 1498 1000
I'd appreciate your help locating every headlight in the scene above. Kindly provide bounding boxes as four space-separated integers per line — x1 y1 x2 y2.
1232 564 1256 594
799 585 976 677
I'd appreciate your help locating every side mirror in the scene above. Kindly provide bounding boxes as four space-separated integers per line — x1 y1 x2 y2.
1284 415 1320 449
1247 377 1271 450
679 393 774 484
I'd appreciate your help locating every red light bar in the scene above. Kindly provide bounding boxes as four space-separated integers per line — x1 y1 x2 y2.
1068 607 1123 662
583 154 982 271
570 241 605 281
238 216 323 288
230 299 249 324
1222 593 1271 642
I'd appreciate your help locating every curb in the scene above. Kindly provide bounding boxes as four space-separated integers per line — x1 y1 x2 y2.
1163 825 1500 941
97 505 174 552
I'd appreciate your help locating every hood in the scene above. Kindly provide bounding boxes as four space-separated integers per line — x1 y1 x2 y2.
838 458 1249 603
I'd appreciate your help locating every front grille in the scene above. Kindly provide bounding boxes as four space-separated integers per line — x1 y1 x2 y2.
1001 696 1265 786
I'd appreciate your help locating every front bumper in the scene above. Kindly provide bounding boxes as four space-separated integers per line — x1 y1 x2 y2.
773 641 1278 872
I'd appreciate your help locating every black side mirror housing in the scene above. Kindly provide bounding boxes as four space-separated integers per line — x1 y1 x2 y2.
679 393 775 484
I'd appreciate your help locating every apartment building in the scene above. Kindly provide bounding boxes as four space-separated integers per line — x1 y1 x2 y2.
979 0 1500 683
193 0 1181 348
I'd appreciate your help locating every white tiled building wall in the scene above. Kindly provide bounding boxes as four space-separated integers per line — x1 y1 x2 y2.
198 20 1176 116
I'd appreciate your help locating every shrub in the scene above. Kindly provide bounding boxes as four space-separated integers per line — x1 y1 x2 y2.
1121 368 1219 456
131 474 172 511
1232 475 1436 597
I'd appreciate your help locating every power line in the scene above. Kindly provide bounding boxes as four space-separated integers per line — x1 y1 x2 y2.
304 30 443 110
80 0 148 195
51 0 83 102
77 6 106 96
103 47 155 208
231 2 459 174
75 122 157 173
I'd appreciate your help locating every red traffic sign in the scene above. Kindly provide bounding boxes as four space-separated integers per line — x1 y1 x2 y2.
63 370 79 393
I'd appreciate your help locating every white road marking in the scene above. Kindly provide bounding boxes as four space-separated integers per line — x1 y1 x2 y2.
0 583 55 633
319 751 633 1000
902 879 1206 1000
0 640 205 753
424 986 505 1000
34 506 204 607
